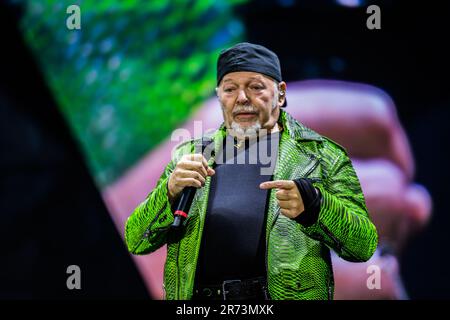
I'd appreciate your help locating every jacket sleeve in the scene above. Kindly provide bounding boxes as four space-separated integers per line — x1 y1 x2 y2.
124 159 176 255
296 146 378 262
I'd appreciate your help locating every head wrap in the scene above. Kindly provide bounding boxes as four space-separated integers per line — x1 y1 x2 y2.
216 42 286 107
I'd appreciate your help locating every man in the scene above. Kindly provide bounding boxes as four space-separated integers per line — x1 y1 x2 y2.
125 42 378 300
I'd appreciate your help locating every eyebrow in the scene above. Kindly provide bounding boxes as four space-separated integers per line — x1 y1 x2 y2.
222 76 265 83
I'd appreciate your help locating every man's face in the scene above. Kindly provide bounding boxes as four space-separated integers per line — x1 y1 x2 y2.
217 71 286 137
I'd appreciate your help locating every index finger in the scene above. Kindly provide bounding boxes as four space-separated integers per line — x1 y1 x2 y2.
259 180 295 190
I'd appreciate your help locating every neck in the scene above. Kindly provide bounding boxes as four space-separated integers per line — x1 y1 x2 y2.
269 122 280 134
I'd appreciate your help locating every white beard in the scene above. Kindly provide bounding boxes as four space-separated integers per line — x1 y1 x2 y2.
220 92 278 140
230 120 262 139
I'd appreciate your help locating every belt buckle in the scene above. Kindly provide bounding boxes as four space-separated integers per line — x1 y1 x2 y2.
222 279 241 300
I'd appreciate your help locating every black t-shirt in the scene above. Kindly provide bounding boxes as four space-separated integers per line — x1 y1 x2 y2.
195 132 280 284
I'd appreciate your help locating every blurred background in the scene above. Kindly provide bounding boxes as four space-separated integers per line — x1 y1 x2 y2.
1 0 449 299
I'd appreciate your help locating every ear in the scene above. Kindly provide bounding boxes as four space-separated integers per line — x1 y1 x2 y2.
278 81 287 107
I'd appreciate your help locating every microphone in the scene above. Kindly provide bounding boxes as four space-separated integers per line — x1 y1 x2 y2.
171 138 214 230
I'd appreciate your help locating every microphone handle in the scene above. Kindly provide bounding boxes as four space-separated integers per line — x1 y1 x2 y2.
171 186 197 229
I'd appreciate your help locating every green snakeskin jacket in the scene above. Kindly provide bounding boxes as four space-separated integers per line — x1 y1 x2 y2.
125 110 378 300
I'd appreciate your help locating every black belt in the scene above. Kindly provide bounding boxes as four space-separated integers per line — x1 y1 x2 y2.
193 276 269 300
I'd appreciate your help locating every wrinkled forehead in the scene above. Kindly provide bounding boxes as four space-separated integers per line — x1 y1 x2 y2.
219 71 277 86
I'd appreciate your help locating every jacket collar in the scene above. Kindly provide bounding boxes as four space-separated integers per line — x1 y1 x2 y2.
279 109 324 142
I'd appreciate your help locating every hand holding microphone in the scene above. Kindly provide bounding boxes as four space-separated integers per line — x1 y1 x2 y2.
168 150 215 229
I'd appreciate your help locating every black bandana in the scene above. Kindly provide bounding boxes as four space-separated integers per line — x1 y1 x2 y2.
217 42 282 85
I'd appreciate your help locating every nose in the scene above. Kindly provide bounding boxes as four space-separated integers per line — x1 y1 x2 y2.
236 88 249 105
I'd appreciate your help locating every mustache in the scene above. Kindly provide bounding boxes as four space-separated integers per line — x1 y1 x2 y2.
232 105 258 116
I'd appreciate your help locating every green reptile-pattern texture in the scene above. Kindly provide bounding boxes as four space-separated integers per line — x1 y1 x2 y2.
125 110 378 299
